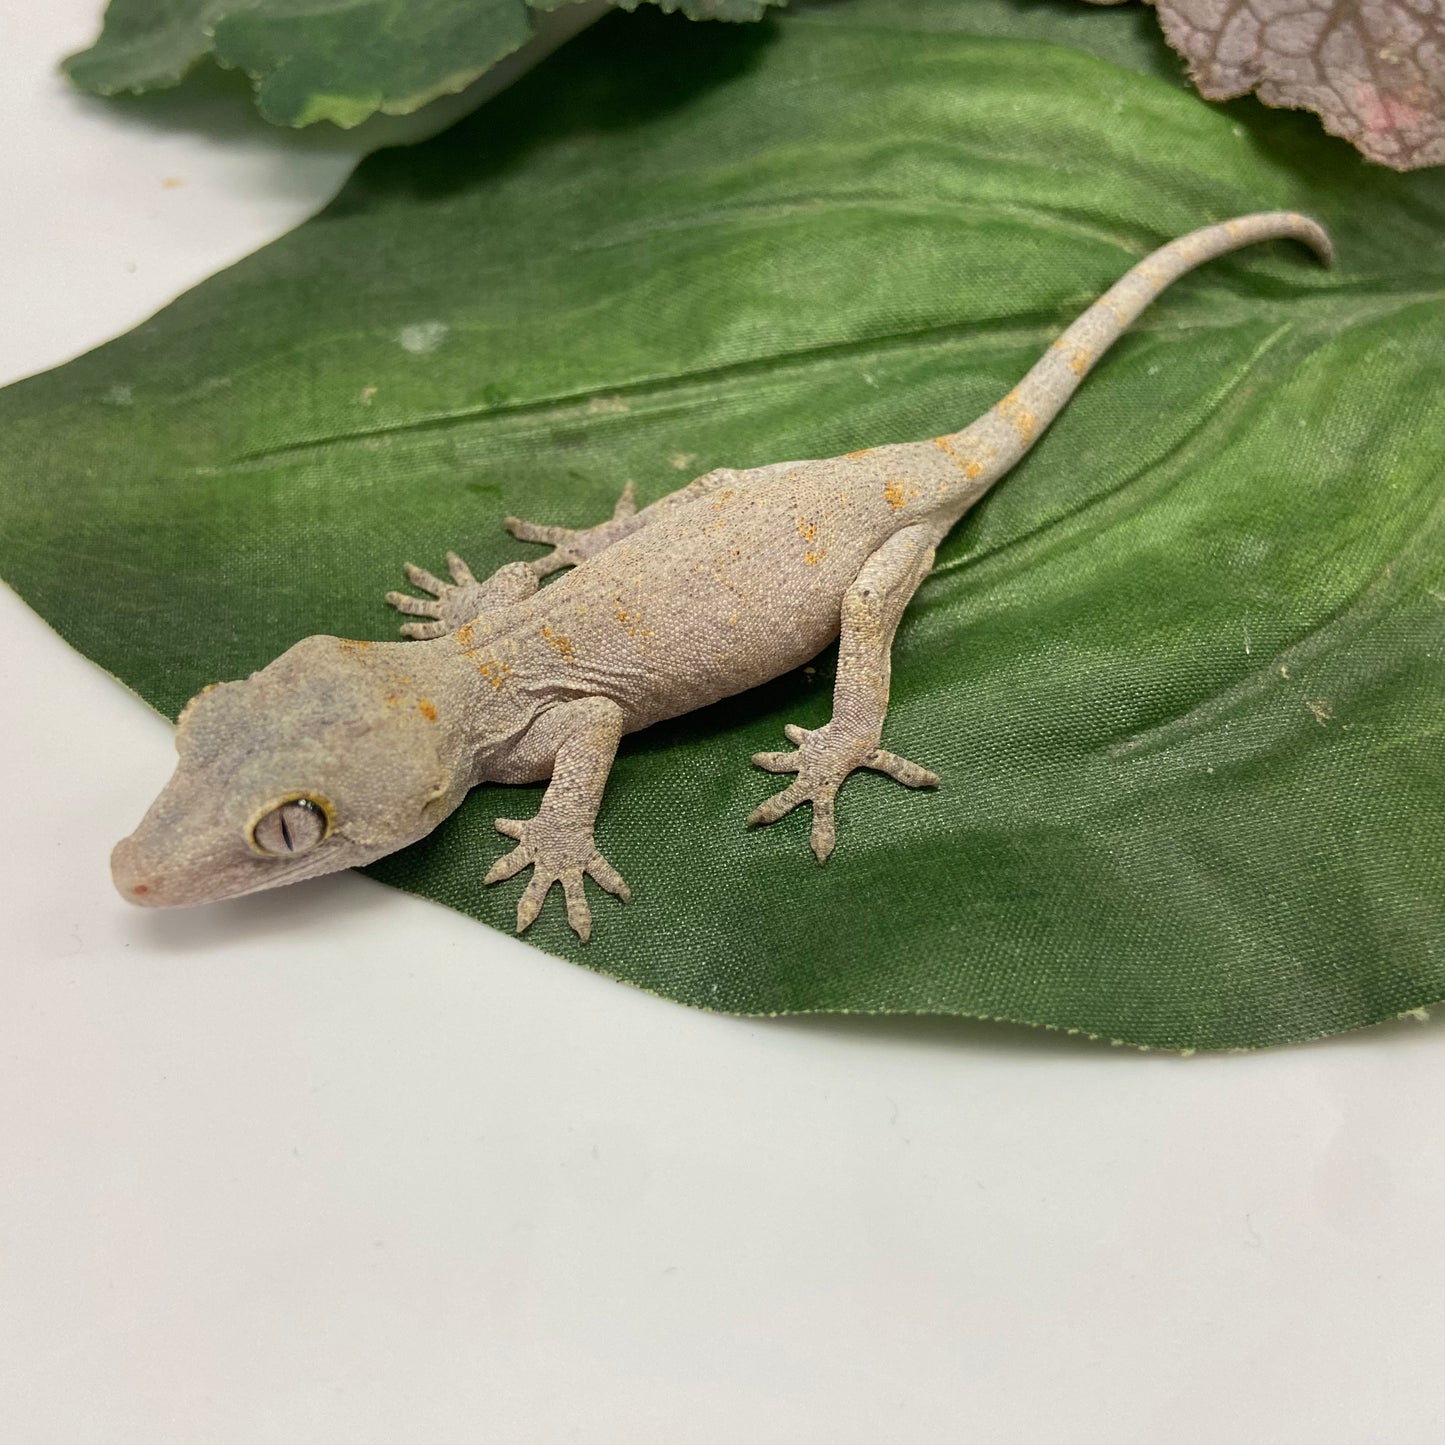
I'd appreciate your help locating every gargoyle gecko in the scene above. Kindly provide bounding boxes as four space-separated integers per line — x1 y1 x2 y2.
112 212 1331 940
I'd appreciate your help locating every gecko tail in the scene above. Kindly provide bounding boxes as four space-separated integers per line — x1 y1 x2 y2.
937 211 1333 492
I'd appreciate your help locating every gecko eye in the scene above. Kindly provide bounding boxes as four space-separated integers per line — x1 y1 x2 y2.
249 796 331 856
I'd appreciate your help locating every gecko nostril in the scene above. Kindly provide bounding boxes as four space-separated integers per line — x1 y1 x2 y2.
118 875 166 907
111 837 162 906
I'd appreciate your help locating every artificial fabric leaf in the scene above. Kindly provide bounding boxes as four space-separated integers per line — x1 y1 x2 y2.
7 0 1444 1049
63 0 784 128
1153 0 1445 171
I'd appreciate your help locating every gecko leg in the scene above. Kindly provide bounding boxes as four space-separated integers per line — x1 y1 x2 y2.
506 467 744 577
506 481 639 578
748 525 940 862
386 554 538 640
483 697 629 942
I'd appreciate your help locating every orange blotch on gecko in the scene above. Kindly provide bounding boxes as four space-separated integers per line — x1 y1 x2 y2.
882 477 919 511
615 606 654 641
931 436 984 478
541 625 575 662
997 392 1037 444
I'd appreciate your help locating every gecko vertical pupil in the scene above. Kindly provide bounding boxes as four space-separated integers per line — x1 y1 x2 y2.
252 797 328 856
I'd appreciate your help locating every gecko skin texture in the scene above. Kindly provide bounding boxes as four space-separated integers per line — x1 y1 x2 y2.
112 213 1332 942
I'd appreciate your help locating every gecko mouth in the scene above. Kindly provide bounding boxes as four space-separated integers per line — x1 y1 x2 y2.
109 832 309 908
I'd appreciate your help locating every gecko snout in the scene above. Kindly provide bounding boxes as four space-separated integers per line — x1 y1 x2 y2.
110 834 166 906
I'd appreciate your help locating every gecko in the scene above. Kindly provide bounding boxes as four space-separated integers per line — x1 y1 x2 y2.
111 212 1332 941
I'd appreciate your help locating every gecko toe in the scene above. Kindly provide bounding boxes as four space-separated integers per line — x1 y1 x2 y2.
445 551 476 585
809 797 837 864
506 517 571 545
586 853 630 903
864 749 941 789
483 845 530 886
515 872 552 934
402 563 447 596
751 750 800 774
747 723 938 860
483 817 627 941
562 873 592 942
386 591 442 618
747 781 807 828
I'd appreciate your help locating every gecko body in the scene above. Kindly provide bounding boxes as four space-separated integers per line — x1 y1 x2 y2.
112 213 1331 940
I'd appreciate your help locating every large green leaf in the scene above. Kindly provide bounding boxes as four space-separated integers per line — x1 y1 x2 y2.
8 0 1444 1048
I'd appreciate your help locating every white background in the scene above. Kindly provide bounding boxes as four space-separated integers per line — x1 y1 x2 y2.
3 4 1444 1441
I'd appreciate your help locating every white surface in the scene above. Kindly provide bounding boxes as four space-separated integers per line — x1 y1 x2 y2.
3 6 1445 1443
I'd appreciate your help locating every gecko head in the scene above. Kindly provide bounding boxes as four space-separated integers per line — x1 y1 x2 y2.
111 635 471 909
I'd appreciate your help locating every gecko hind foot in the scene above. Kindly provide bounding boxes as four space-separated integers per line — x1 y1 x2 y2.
483 815 630 944
385 553 537 639
506 481 636 577
748 723 939 863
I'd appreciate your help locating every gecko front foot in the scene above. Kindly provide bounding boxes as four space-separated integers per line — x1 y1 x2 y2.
748 723 939 863
385 554 537 639
483 815 630 943
506 481 636 577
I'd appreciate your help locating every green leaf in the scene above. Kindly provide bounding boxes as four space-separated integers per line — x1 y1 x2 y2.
63 0 785 128
11 0 1445 1048
65 0 540 126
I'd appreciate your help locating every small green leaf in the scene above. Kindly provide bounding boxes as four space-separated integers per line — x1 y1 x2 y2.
63 0 786 128
613 0 785 17
14 0 1445 1047
65 0 540 125
63 0 223 96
